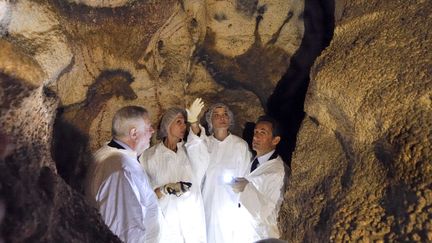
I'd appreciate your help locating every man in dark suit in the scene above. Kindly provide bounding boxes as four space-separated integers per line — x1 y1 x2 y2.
231 115 286 240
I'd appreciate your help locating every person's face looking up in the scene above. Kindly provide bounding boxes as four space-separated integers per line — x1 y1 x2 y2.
252 121 279 157
168 113 187 141
211 107 230 131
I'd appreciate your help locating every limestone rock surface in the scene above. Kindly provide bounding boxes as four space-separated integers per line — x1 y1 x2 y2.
0 74 120 242
6 1 73 85
279 0 432 242
0 0 304 241
67 0 133 8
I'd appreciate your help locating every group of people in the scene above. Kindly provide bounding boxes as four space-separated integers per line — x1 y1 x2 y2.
85 98 287 243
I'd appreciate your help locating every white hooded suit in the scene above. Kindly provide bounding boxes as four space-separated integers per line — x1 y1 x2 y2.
186 127 252 243
86 142 161 243
140 142 207 243
240 153 286 240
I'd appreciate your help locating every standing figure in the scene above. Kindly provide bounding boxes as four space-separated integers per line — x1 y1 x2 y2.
85 106 161 243
231 115 286 240
140 107 207 243
186 99 253 243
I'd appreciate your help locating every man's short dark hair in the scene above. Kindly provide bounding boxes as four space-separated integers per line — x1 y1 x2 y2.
256 115 281 138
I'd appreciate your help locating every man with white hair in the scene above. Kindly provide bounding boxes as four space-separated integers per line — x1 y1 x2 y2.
85 106 161 243
186 99 253 243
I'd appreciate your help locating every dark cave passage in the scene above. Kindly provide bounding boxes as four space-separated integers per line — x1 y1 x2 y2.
1 0 431 242
267 0 335 167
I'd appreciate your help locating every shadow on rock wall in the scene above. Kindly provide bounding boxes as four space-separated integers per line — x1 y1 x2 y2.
267 0 335 166
52 69 137 192
52 116 91 193
0 71 120 242
280 0 432 241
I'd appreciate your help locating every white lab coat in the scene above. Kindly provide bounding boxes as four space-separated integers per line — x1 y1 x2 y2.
140 142 207 243
185 126 253 243
240 155 285 240
85 144 161 243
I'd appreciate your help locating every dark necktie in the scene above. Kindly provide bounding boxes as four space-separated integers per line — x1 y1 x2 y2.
250 152 278 172
250 157 259 172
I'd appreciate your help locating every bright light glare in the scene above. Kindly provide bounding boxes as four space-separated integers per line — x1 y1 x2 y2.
222 172 234 184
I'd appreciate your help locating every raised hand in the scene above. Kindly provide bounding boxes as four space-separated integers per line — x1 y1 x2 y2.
186 98 205 123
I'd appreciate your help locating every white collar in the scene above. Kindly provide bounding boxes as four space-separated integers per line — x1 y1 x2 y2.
158 140 184 154
256 149 276 164
210 133 231 143
113 138 134 152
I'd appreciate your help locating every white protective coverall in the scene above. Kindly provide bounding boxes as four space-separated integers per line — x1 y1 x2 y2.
185 126 253 243
239 153 285 240
140 142 207 243
85 143 161 243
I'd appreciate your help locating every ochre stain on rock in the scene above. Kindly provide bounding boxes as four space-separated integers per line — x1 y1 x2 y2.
0 39 46 86
53 70 137 192
63 69 137 134
52 0 177 62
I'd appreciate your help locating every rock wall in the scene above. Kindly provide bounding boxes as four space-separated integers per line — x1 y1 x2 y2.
2 0 430 241
279 0 432 242
0 0 306 241
0 74 120 241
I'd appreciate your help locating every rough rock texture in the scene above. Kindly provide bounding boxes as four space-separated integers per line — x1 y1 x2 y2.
268 0 334 163
279 0 432 242
4 0 430 241
67 0 133 8
7 1 73 85
0 0 305 241
0 74 120 242
45 0 305 156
